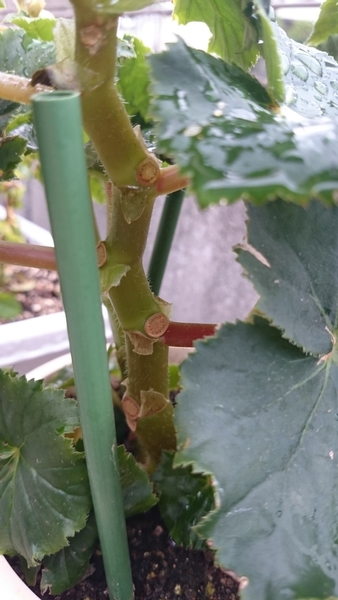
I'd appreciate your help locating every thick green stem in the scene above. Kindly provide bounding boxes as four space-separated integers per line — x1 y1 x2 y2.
71 3 148 186
102 185 175 470
124 336 175 473
70 0 174 472
102 186 168 338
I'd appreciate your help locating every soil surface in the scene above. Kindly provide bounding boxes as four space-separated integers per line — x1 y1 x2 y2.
8 508 240 600
0 265 62 323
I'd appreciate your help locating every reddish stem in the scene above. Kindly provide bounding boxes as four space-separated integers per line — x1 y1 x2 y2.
0 241 57 270
157 165 190 196
0 241 217 347
162 321 217 347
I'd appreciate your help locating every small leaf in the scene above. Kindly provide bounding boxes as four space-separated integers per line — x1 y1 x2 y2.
118 445 157 517
117 36 152 120
121 186 154 223
0 371 91 566
152 451 214 549
168 364 180 391
253 0 284 102
54 18 75 62
0 292 22 318
40 512 98 595
6 15 56 42
7 111 38 152
308 0 338 46
19 557 39 587
89 173 107 204
236 200 338 356
100 263 130 293
173 0 259 70
0 136 27 180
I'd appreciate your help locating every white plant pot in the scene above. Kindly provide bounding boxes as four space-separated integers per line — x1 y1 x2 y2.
0 208 112 372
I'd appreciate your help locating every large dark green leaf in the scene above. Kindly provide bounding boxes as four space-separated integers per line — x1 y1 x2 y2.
0 371 91 566
40 512 98 595
174 200 338 598
308 0 338 46
152 451 214 549
175 317 338 600
237 200 338 356
150 39 338 206
173 0 259 70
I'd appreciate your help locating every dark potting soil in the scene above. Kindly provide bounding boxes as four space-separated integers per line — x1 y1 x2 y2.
0 265 63 323
7 507 240 600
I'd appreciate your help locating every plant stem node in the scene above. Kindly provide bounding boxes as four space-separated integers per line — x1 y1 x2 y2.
136 157 160 187
96 241 107 267
144 312 169 338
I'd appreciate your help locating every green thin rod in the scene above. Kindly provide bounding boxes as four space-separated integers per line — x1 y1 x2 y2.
32 91 133 600
147 189 185 295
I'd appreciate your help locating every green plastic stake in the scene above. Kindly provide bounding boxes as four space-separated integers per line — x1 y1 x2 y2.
148 189 184 295
32 91 133 600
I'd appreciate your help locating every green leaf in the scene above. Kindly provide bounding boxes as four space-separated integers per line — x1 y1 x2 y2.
253 1 284 102
40 512 98 595
150 39 338 206
6 15 56 42
118 445 157 517
0 27 55 78
173 0 259 70
273 23 338 119
308 0 338 46
236 200 338 356
175 316 338 599
54 18 75 62
39 446 156 594
117 36 152 120
0 136 27 180
152 451 214 549
7 111 38 152
100 263 130 293
0 371 91 566
168 364 180 391
0 100 22 132
19 557 39 587
89 172 107 204
91 0 164 14
0 292 22 318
